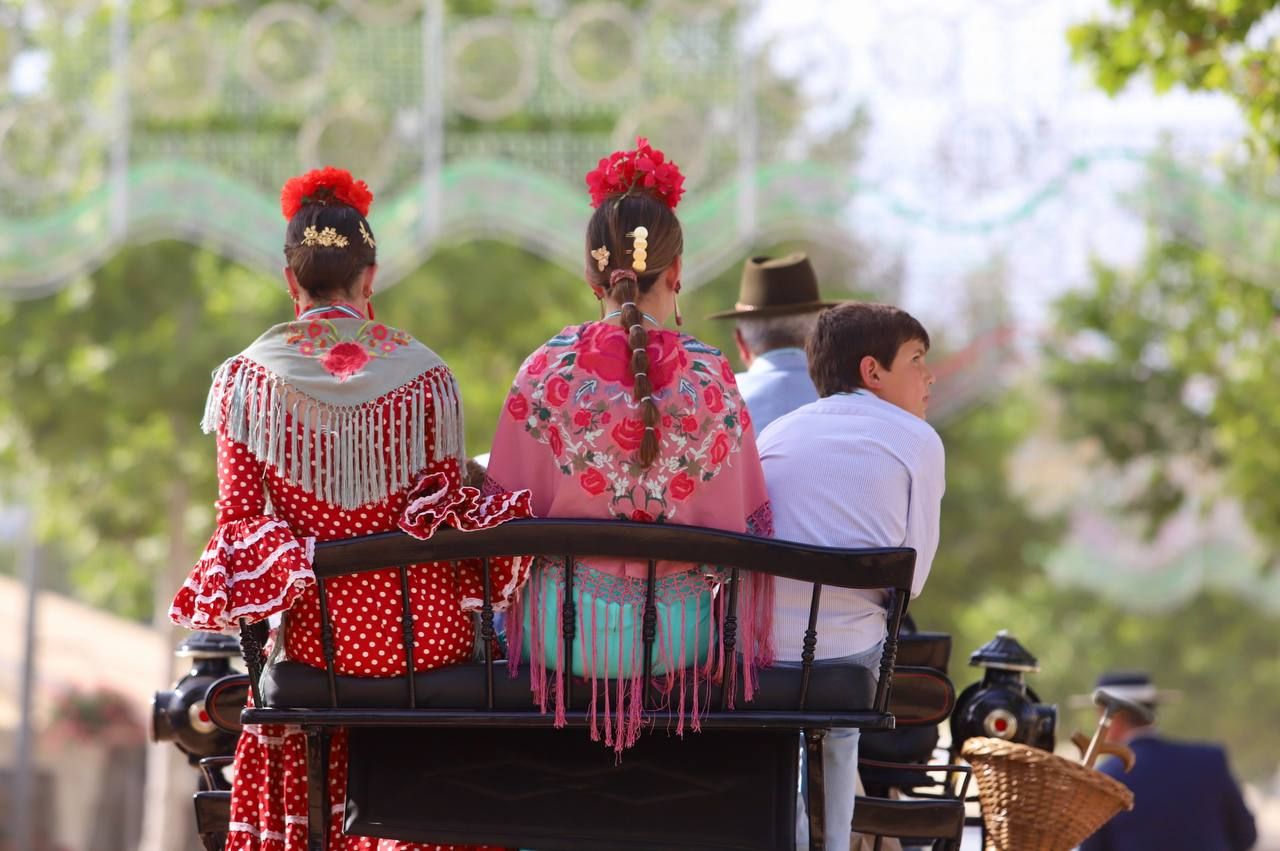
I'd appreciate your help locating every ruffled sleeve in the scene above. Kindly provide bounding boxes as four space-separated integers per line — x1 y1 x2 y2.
169 432 316 632
398 470 534 611
169 517 316 632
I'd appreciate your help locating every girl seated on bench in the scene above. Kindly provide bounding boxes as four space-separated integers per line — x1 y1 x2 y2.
484 138 775 753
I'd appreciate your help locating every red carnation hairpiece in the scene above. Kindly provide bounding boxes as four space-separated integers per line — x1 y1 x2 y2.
585 137 685 210
280 166 374 220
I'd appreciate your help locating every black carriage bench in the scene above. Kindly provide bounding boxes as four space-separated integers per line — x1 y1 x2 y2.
233 518 922 851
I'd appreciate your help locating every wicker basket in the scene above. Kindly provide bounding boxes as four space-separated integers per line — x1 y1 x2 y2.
962 736 1135 851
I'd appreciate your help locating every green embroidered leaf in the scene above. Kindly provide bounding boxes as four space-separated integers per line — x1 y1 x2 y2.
537 407 551 421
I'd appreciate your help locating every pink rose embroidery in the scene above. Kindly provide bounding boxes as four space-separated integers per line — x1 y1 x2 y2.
545 375 571 406
580 468 607 496
611 417 647 452
669 472 696 501
548 426 564 457
720 359 737 384
507 393 530 421
526 351 549 377
704 383 725 413
573 409 593 428
630 509 655 523
320 341 371 381
709 431 732 465
681 415 699 434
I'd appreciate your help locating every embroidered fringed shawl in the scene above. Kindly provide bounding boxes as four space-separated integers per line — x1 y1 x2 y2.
203 318 466 511
485 322 775 753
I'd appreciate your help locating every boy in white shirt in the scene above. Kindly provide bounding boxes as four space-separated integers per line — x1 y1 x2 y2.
758 302 945 851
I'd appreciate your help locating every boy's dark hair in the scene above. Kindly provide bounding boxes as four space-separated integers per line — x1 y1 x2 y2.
806 302 930 397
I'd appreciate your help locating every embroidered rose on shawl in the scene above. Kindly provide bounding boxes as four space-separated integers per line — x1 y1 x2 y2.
576 323 687 391
321 341 372 381
509 327 745 524
545 375 571 406
710 431 732 465
285 318 410 374
720 359 737 384
704 383 725 413
580 468 607 495
669 471 696 500
507 393 530 421
740 405 752 433
611 417 647 451
526 351 549 377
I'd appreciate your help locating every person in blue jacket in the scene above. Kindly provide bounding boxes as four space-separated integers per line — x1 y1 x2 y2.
1082 671 1257 851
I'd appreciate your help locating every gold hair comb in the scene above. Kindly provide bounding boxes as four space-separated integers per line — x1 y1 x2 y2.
591 245 610 271
627 226 648 273
301 226 349 248
358 221 376 248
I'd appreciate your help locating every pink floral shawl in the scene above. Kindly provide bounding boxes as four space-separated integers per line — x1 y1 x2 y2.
485 322 774 748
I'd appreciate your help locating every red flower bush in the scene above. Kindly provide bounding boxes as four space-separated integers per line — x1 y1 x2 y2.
281 166 374 219
585 137 685 209
320 341 372 381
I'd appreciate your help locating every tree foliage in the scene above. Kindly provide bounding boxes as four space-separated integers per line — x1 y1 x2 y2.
1069 0 1280 160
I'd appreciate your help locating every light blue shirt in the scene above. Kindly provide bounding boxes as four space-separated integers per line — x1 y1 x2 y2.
759 390 946 659
734 347 819 434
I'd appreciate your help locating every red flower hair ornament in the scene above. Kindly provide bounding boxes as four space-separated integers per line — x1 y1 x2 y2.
280 166 374 220
585 137 685 210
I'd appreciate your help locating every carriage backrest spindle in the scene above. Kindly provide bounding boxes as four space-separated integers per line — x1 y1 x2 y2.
798 584 823 710
398 567 417 708
316 577 339 708
480 557 496 711
562 553 576 708
641 559 658 698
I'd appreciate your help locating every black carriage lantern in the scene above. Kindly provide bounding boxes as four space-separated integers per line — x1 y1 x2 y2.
151 632 247 768
950 630 1056 754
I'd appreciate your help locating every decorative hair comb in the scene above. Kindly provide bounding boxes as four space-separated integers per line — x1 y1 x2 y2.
301 226 349 248
585 137 685 209
591 245 610 271
281 166 374 220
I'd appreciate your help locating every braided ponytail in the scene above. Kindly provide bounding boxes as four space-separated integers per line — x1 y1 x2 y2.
609 270 662 468
586 192 684 470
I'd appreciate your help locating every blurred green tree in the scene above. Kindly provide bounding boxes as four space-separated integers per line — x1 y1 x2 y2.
1069 0 1280 161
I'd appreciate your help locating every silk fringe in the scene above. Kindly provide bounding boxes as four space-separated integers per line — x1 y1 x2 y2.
202 359 465 510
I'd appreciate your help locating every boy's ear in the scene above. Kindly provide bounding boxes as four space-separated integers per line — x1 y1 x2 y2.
859 354 883 388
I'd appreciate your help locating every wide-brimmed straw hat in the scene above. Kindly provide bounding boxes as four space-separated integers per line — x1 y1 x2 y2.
706 253 840 319
1068 670 1181 710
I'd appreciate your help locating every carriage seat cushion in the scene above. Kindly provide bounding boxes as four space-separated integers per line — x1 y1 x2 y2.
260 658 877 714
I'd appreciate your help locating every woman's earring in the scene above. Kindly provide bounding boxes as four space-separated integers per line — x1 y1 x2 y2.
674 292 683 326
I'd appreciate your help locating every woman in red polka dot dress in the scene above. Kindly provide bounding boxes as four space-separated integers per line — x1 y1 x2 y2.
169 167 529 851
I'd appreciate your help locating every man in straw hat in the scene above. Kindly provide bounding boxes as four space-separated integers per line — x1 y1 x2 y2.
1081 671 1256 851
708 253 839 432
